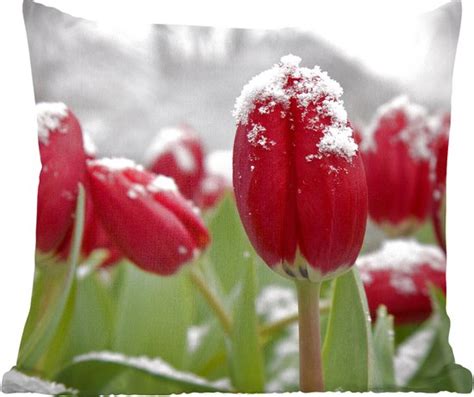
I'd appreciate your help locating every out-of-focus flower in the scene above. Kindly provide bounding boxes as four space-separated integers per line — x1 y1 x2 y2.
87 158 210 275
195 174 228 209
360 96 437 235
36 102 86 253
357 239 446 324
429 112 450 199
144 125 205 201
232 55 367 282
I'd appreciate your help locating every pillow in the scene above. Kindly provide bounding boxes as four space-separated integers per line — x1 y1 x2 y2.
2 0 472 393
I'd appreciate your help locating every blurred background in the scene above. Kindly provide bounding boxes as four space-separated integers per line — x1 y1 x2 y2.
24 0 460 160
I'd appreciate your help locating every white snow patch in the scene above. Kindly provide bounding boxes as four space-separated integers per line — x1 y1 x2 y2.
83 132 98 157
2 369 74 394
233 55 357 161
147 175 178 193
187 324 209 353
257 285 298 322
361 96 436 160
394 325 437 386
205 150 233 185
36 102 68 145
73 351 230 390
144 126 197 172
88 157 144 172
357 239 445 294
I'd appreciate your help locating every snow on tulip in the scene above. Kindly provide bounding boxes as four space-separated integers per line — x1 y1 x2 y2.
144 125 205 201
360 96 438 235
357 239 446 324
87 158 210 275
232 55 368 392
233 54 368 282
36 102 87 253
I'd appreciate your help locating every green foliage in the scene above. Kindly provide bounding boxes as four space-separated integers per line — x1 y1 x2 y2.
15 193 472 394
322 268 376 391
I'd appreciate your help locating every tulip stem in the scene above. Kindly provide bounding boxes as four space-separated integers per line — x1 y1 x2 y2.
296 280 324 392
189 267 232 334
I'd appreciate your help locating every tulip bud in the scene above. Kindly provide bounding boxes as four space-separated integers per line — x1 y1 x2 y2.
144 125 205 201
429 112 450 197
36 102 86 253
232 55 368 282
357 239 446 324
360 96 437 235
87 158 210 275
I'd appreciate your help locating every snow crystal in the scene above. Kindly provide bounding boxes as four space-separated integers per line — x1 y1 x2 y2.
73 351 230 390
356 239 445 294
394 325 437 386
205 150 233 185
233 55 357 161
36 102 68 145
88 157 144 172
187 324 209 353
2 369 74 394
147 175 178 193
144 126 196 172
361 96 436 160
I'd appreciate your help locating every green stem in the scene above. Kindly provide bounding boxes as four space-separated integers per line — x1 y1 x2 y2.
189 266 232 335
296 280 324 392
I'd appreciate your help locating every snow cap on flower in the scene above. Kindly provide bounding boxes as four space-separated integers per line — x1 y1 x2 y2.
233 55 368 282
357 239 446 323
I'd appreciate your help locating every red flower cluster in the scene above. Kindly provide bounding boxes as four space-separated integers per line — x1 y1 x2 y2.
36 103 210 275
232 55 368 281
357 239 446 324
144 125 229 209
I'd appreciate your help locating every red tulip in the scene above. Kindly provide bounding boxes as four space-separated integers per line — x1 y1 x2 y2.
429 112 450 195
144 125 205 201
357 239 446 324
232 55 368 281
36 103 86 253
87 158 210 275
360 96 437 234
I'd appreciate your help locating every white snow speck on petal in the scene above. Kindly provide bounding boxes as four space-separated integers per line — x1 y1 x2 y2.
233 55 357 161
36 102 68 145
144 126 196 172
73 351 230 391
2 369 74 394
88 157 144 172
147 175 178 193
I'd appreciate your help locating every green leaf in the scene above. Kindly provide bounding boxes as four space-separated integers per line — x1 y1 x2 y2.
228 255 265 392
322 268 376 391
55 352 230 395
373 305 396 390
111 262 194 368
207 194 253 294
400 288 473 392
18 185 86 375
